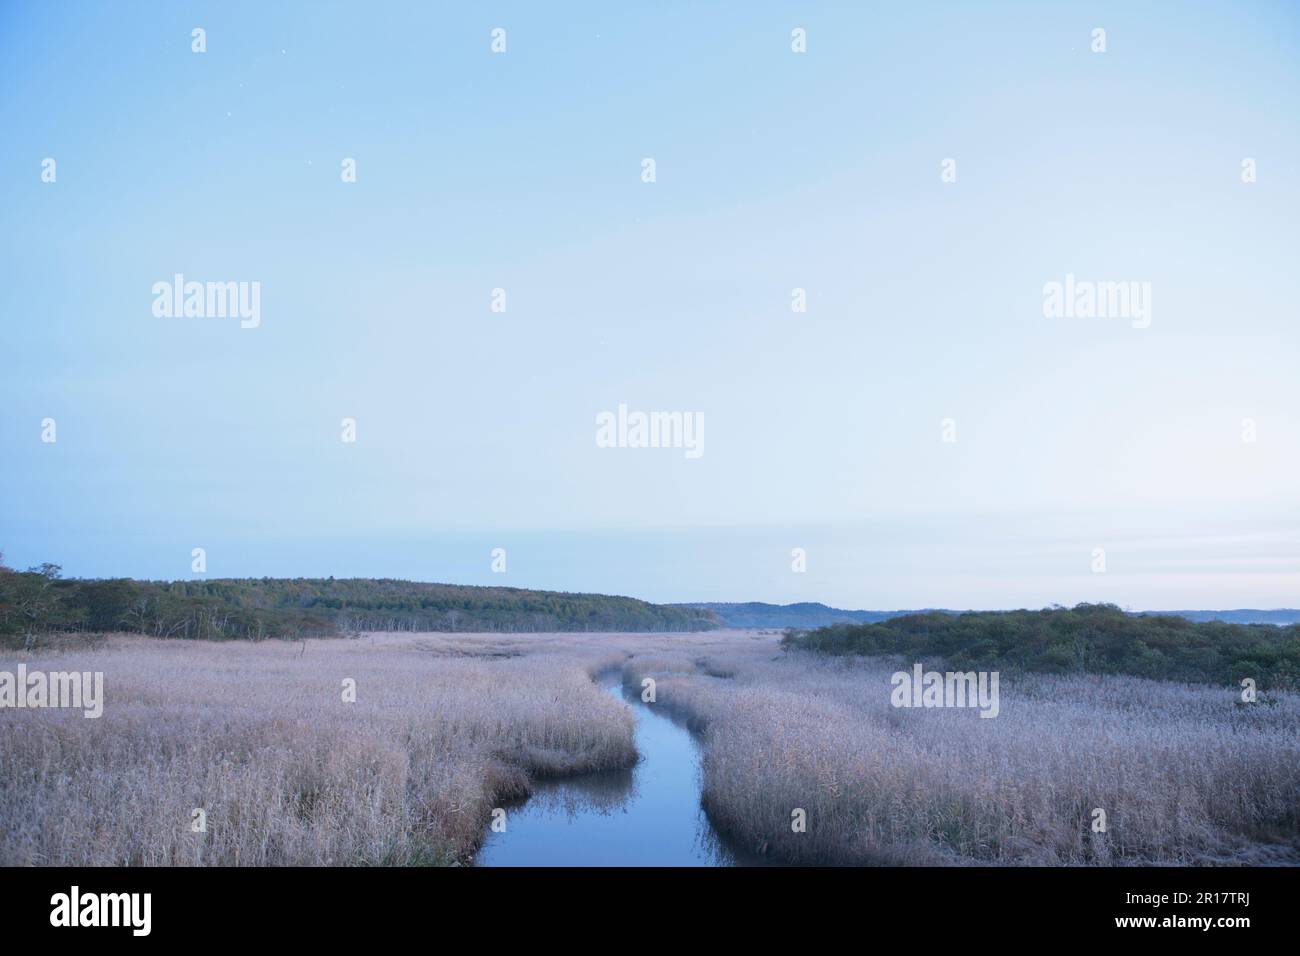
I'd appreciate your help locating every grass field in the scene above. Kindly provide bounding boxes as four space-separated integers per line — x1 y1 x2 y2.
0 633 636 865
624 645 1300 865
2 630 1296 866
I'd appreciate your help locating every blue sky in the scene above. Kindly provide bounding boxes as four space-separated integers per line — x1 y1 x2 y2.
2 1 1298 609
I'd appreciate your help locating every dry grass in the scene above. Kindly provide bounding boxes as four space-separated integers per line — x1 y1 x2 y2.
0 632 636 865
4 629 1296 866
622 644 1300 865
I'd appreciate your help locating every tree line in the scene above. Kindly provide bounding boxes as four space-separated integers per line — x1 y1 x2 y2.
0 557 719 646
782 603 1300 688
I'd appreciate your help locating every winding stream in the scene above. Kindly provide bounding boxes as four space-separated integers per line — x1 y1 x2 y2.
476 673 756 866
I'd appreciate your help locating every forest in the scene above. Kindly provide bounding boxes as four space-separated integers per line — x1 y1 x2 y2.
0 557 719 645
783 603 1300 688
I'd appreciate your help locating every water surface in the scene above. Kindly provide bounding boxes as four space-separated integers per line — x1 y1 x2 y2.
476 674 752 866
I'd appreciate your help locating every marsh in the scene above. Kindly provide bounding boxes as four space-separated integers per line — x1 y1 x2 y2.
1 629 1296 866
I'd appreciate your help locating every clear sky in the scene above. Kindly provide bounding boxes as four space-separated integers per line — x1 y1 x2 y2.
2 1 1298 609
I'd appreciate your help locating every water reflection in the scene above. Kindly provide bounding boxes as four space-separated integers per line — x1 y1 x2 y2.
476 675 760 866
514 765 636 820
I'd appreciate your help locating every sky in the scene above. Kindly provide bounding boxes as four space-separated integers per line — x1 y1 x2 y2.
2 1 1298 610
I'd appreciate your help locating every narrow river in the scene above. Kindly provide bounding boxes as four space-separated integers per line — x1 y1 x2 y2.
476 673 755 866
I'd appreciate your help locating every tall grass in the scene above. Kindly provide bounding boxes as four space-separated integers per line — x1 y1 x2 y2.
0 633 635 865
623 649 1300 865
4 630 1296 866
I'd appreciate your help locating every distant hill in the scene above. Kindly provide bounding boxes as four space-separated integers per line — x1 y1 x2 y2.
8 556 1297 643
1136 609 1300 626
0 564 720 642
678 602 931 629
683 602 1300 630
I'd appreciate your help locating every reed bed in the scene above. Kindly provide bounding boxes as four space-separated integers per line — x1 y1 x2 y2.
4 629 1295 866
622 648 1300 865
0 633 636 865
